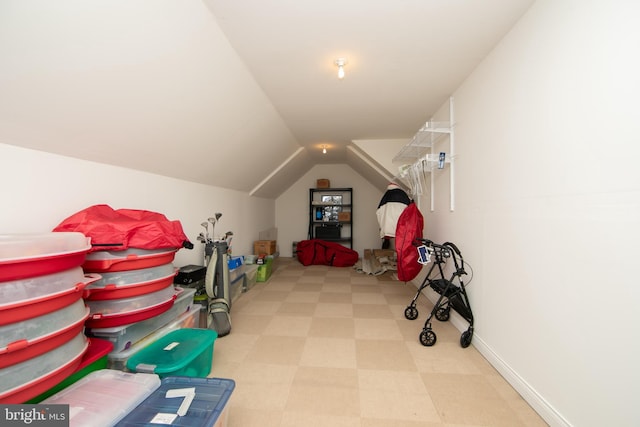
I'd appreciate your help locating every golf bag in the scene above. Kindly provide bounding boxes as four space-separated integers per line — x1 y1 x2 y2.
205 240 232 337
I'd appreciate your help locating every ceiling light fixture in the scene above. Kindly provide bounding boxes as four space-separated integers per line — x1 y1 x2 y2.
322 145 327 154
334 58 347 79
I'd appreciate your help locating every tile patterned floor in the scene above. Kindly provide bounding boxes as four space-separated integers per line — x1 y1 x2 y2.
210 258 548 426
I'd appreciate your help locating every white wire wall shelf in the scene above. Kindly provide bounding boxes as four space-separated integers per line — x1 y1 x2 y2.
393 97 456 212
392 121 452 164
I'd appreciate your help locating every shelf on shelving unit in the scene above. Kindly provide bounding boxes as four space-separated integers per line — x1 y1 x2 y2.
307 188 352 248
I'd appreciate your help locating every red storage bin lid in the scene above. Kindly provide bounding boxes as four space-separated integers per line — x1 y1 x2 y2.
0 233 91 282
82 248 178 273
85 291 177 329
83 263 177 301
0 334 88 404
0 301 90 369
0 278 93 327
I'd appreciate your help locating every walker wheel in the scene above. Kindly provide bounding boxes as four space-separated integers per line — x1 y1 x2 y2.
435 306 450 321
460 329 473 348
404 306 419 320
419 329 437 347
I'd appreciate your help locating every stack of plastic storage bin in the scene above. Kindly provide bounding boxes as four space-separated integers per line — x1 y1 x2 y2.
0 233 93 404
82 247 199 370
40 369 236 427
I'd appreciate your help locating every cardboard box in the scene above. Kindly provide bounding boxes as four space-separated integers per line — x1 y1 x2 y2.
373 249 396 259
337 211 351 221
316 179 330 188
254 240 276 255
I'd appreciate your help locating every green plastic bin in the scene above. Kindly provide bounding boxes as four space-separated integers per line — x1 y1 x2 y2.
126 328 217 378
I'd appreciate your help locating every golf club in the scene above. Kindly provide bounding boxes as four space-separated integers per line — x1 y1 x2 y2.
208 212 222 240
201 221 210 241
224 231 233 248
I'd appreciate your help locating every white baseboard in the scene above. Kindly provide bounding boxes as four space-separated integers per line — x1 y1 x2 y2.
416 284 571 427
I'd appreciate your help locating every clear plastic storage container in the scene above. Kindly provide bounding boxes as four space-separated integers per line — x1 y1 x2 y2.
27 337 114 403
0 299 89 368
42 369 161 427
0 267 96 326
84 263 177 300
83 248 178 273
86 287 195 352
0 232 91 282
85 285 178 329
0 332 88 404
107 308 201 371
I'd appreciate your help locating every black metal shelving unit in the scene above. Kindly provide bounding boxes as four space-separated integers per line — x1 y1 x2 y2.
308 187 352 248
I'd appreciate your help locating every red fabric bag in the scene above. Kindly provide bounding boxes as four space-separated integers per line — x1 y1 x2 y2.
395 202 424 282
296 239 358 267
53 204 192 252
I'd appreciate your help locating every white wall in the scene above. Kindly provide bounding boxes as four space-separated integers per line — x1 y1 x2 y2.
0 1 300 193
3 2 638 425
352 139 409 176
0 143 276 268
276 164 384 257
418 1 640 426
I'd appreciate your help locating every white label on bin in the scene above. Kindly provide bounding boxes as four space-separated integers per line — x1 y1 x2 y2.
163 341 180 351
166 387 196 416
149 413 178 424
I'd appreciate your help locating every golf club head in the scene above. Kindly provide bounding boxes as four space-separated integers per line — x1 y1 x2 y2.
208 213 222 239
201 222 210 241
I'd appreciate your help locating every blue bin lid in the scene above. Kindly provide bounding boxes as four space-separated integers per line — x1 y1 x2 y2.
115 377 235 426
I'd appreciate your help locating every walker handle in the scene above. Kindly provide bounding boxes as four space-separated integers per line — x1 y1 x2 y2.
413 238 433 247
444 241 466 275
443 241 461 256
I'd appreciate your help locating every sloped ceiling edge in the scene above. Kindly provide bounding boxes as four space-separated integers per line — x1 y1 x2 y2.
345 145 398 192
250 147 313 198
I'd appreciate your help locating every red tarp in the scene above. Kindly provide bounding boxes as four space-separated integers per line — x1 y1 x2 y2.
395 202 424 282
295 239 359 267
53 204 192 252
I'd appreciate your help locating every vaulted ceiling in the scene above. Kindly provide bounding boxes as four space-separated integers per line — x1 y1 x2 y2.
0 0 534 197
